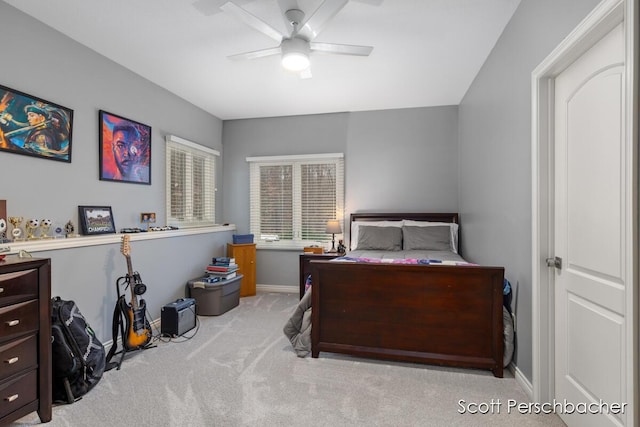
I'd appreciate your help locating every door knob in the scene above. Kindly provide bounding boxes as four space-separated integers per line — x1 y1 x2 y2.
546 256 562 269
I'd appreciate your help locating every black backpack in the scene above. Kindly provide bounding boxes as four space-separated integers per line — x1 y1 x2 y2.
51 297 106 403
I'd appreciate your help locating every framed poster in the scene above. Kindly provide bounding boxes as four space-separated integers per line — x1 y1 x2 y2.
0 84 73 162
78 206 116 235
99 110 151 184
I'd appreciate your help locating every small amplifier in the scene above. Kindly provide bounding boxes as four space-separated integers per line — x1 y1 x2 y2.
161 298 196 337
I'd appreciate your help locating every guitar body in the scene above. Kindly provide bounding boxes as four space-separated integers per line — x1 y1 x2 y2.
120 235 152 350
123 298 151 350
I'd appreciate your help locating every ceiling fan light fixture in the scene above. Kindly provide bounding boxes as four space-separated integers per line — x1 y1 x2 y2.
281 38 310 72
282 52 310 71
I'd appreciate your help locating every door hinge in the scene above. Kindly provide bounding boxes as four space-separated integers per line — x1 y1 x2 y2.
546 256 562 269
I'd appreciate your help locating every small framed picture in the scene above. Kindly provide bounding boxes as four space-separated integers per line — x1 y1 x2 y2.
140 212 156 224
99 110 151 185
78 206 116 235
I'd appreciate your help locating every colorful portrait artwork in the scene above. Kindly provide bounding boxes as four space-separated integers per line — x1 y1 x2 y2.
0 84 73 163
99 110 151 185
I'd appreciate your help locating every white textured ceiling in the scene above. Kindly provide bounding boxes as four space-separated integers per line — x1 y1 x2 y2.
3 0 521 120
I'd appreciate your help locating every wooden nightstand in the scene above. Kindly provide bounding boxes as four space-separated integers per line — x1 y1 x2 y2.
299 253 341 299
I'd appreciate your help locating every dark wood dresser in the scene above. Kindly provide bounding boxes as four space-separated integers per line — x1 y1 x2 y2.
0 257 51 424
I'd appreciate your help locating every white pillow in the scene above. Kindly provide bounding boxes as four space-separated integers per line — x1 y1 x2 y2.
402 220 459 253
350 220 403 251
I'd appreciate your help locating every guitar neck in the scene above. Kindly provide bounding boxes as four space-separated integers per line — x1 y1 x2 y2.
125 255 139 310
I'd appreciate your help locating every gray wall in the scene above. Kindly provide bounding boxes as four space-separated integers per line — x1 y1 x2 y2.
222 106 459 287
0 2 228 342
458 0 601 383
1 0 605 386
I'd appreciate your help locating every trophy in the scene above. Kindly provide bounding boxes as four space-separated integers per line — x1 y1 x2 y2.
52 222 65 239
26 218 40 240
0 218 7 243
40 219 53 239
64 220 76 238
8 216 24 241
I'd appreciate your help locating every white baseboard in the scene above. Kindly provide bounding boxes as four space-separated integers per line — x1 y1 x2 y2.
510 363 533 400
256 284 297 294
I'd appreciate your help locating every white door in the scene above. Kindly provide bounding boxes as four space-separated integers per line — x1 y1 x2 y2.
553 22 627 427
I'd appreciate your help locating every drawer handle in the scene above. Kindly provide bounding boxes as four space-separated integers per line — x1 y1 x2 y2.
5 394 18 402
5 357 18 364
0 287 3 293
6 320 19 327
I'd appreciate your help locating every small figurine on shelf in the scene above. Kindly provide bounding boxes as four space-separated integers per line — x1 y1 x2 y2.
64 220 76 238
337 239 346 255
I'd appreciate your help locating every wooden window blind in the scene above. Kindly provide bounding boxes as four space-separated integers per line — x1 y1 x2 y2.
165 135 219 228
247 153 344 248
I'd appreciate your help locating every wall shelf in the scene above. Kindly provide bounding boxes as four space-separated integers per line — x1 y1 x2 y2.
0 225 236 255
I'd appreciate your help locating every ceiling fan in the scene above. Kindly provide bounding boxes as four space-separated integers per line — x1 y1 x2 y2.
220 0 374 78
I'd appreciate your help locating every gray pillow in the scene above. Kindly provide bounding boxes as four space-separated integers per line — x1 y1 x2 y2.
402 225 451 251
355 226 402 251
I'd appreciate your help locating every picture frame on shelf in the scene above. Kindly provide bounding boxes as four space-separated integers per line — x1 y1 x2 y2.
140 212 156 223
78 206 116 235
99 110 151 185
0 84 73 163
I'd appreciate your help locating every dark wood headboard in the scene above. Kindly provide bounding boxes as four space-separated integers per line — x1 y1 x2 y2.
350 212 459 224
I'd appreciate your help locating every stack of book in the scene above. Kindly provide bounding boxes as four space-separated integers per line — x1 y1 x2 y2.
206 257 239 280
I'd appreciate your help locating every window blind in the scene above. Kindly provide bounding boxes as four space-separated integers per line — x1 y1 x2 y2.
165 135 219 228
248 153 344 247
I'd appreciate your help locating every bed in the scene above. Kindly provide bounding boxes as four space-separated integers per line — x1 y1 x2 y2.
308 213 506 377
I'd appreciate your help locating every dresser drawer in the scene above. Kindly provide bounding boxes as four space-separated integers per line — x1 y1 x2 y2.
0 336 37 381
0 270 38 307
0 370 37 419
0 301 39 342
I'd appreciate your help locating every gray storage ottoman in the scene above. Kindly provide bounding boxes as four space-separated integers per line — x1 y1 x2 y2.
188 275 242 316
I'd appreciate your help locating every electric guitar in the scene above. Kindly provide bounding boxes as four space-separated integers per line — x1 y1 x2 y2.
120 235 152 350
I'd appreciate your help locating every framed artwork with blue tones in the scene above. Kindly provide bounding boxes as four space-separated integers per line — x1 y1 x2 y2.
0 84 73 163
99 110 151 185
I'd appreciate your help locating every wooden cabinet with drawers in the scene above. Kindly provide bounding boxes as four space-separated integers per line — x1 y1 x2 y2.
227 243 256 297
0 257 51 425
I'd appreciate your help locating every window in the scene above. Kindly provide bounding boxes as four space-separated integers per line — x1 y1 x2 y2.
247 153 344 248
165 135 219 228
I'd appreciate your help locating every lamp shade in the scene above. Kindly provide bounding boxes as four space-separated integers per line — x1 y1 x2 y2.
325 220 342 234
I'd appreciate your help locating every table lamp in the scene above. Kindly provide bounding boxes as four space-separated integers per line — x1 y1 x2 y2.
325 220 342 253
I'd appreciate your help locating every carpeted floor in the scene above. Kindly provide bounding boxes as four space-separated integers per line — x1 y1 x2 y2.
12 292 565 426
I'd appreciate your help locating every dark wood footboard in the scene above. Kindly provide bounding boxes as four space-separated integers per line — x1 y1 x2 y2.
310 261 505 377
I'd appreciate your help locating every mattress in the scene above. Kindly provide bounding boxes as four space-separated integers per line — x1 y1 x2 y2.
344 249 468 264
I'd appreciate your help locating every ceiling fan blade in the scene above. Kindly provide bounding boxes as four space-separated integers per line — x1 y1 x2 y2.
310 42 373 56
220 1 284 42
297 0 348 41
228 46 282 61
